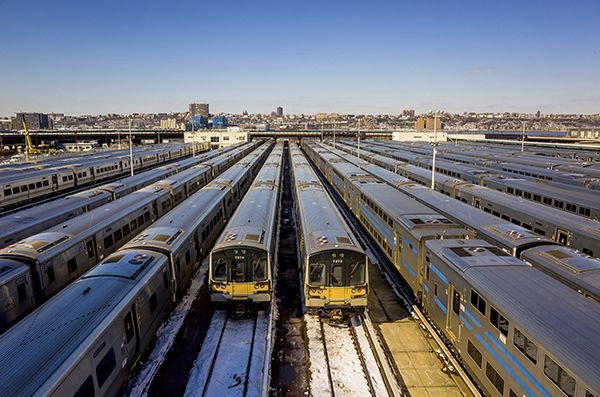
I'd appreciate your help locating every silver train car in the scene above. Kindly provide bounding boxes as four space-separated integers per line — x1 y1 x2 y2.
304 140 600 397
326 141 600 303
209 141 284 304
0 142 205 210
290 142 368 313
0 143 259 329
0 141 271 397
0 146 235 249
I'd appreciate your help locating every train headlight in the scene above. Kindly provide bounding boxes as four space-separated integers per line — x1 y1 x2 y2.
309 287 322 296
352 287 366 296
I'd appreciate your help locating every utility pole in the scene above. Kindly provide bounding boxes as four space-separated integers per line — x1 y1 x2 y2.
191 116 196 157
333 121 336 148
521 121 526 153
357 119 361 159
129 119 134 176
431 114 437 189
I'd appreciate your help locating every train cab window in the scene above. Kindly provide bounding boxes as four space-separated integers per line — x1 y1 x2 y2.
470 290 487 316
485 362 504 394
47 265 56 283
232 260 246 282
350 261 366 284
252 258 267 281
544 355 576 397
309 263 326 286
103 235 114 249
467 340 482 368
124 312 135 343
73 375 95 397
17 283 28 303
331 265 343 287
96 347 116 388
514 328 537 364
149 293 157 314
490 306 509 337
213 258 227 281
67 258 78 274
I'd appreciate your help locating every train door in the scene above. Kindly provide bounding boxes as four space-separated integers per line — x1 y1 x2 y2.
554 228 570 246
122 306 140 364
446 284 461 343
473 197 480 209
328 263 350 302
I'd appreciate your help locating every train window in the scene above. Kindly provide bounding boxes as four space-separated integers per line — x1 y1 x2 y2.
309 263 326 286
511 219 521 226
543 197 552 205
43 180 49 186
3 189 11 196
582 248 594 257
47 265 55 283
452 290 460 315
130 220 137 230
490 306 509 337
144 211 150 222
67 258 78 274
514 328 537 364
470 290 487 315
515 189 522 196
253 258 267 281
21 185 28 192
137 215 144 226
69 175 74 181
12 187 19 194
579 207 590 216
29 183 35 190
544 355 576 397
124 312 135 343
233 261 246 282
113 229 122 243
63 176 68 182
554 200 564 209
484 208 492 213
149 293 157 314
73 375 95 397
533 194 541 202
350 261 366 284
485 362 504 395
17 283 28 303
467 340 482 368
331 265 343 287
509 390 518 397
36 182 43 188
163 272 169 290
213 258 227 281
176 258 181 274
185 251 191 264
524 192 531 199
534 228 545 236
492 211 500 217
501 215 510 221
566 203 576 213
586 391 596 397
122 224 130 236
96 347 116 388
522 224 532 231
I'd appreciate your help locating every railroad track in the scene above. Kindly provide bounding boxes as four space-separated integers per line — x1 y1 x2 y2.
184 309 272 397
305 147 482 397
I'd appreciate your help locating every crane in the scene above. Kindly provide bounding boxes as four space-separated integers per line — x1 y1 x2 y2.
21 119 42 160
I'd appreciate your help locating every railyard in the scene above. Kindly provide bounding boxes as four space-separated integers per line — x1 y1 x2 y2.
0 138 599 397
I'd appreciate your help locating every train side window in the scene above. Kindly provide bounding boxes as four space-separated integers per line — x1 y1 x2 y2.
485 362 504 394
501 215 510 221
36 182 43 188
586 391 596 397
470 290 486 315
28 183 35 190
582 248 594 257
122 224 130 236
534 228 546 236
67 258 78 274
12 187 19 194
3 189 10 196
124 312 135 343
96 347 116 388
21 185 28 192
43 180 49 186
490 306 509 337
543 197 552 205
554 200 564 209
47 265 56 283
544 355 576 397
17 283 28 302
566 203 576 213
144 211 150 222
103 235 114 249
137 215 144 226
130 220 137 230
72 375 95 397
185 250 191 264
467 340 482 368
452 290 460 315
509 390 518 397
113 229 122 243
149 293 157 314
514 328 537 364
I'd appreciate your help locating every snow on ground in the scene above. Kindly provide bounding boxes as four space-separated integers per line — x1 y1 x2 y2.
304 314 333 396
203 316 256 397
322 321 371 397
183 311 227 397
126 264 207 397
247 310 271 397
350 315 389 396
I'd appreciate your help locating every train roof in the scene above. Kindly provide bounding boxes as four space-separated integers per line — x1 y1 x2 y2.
426 239 600 392
0 258 29 284
0 249 165 397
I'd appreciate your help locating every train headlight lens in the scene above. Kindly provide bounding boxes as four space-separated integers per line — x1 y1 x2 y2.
309 288 322 296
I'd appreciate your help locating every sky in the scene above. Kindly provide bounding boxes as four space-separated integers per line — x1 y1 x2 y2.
1 0 599 116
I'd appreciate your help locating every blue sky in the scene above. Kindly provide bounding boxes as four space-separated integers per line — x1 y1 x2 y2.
1 0 599 115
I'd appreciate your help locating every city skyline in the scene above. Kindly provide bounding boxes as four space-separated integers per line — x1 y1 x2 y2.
1 0 599 115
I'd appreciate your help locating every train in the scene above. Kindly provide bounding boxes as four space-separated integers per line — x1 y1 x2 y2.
0 142 260 330
209 141 284 306
289 142 368 316
335 140 600 258
0 145 237 249
0 141 271 397
318 141 600 303
0 142 206 210
302 139 600 397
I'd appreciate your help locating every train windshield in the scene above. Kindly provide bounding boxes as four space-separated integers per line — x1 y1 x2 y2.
211 248 268 282
308 250 366 287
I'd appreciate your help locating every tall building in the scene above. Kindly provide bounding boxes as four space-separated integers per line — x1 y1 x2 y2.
11 113 50 130
211 115 228 128
189 103 209 118
426 116 442 130
402 109 415 117
415 116 426 130
276 106 283 117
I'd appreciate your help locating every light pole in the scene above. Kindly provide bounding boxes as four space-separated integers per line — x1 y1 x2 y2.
357 119 361 159
333 121 336 148
118 129 121 150
191 117 196 157
521 121 526 153
429 110 445 190
128 119 134 176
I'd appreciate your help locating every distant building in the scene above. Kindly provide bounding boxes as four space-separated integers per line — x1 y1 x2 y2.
425 116 441 131
159 118 177 129
392 130 447 142
402 109 415 117
0 118 11 131
189 103 209 118
187 115 208 130
11 112 50 130
184 126 248 149
211 115 228 128
415 116 426 130
276 106 283 117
